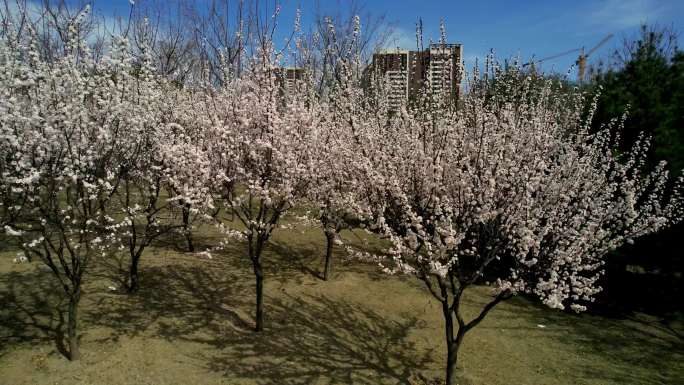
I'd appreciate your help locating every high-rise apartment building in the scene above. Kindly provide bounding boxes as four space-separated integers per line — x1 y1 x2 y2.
370 43 463 108
275 67 305 92
427 43 462 100
370 50 410 110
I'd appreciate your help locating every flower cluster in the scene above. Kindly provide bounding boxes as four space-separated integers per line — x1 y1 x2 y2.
348 65 683 312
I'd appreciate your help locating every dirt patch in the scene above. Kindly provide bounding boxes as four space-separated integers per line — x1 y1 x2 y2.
1 226 683 384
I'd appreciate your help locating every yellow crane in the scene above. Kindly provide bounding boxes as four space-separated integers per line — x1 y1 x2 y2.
523 34 614 83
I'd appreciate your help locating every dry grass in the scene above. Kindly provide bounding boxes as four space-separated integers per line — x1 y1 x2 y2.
1 223 683 385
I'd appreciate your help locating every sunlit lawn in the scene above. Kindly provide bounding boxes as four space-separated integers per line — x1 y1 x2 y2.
1 221 682 385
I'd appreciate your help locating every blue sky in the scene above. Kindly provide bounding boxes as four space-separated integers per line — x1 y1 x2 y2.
372 0 684 74
88 0 684 76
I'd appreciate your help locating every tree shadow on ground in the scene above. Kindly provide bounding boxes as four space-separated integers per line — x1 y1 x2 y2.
266 235 398 284
81 255 436 384
81 231 329 342
153 229 219 254
0 268 69 359
478 294 684 385
84 257 256 343
88 252 130 291
265 240 328 281
3 232 437 383
196 294 436 385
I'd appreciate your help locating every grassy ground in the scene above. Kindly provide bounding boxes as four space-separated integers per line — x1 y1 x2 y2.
1 223 683 385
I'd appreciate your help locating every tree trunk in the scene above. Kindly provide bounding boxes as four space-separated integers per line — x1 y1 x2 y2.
254 260 264 332
323 230 335 281
182 203 194 252
67 291 80 361
445 338 461 385
443 300 464 385
128 254 140 293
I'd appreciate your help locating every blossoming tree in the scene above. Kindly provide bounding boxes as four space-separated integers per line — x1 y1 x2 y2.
0 32 108 359
108 46 192 293
199 51 321 331
351 65 683 384
304 16 378 281
308 80 375 280
0 9 174 358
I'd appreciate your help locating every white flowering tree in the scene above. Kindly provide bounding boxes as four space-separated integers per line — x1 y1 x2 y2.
304 17 377 281
309 81 373 280
0 8 172 358
0 31 106 359
350 66 684 384
161 88 218 253
108 52 188 293
0 52 26 235
199 52 321 331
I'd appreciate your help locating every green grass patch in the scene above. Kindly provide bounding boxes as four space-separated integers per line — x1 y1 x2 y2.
0 222 682 385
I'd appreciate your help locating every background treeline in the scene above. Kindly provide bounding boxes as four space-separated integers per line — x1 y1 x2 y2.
588 25 683 316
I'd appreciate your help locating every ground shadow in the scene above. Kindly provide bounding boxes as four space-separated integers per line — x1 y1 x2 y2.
0 268 69 359
84 257 256 343
196 293 436 385
266 231 400 284
153 228 219 254
477 293 684 385
266 240 327 282
79 252 436 384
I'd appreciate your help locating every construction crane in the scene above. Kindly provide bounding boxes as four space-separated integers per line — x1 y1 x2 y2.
576 34 613 83
522 34 613 83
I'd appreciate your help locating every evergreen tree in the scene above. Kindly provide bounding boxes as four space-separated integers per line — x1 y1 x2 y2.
591 25 683 315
